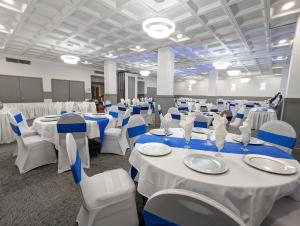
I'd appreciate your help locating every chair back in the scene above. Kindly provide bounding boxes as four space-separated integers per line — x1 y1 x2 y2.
230 107 245 128
194 113 209 128
7 112 22 138
108 105 119 119
158 104 162 115
132 106 141 115
210 105 219 113
140 103 150 116
144 189 246 226
177 104 188 112
57 113 87 151
60 102 67 115
257 120 296 154
168 107 181 120
117 103 127 126
127 115 147 148
104 100 112 111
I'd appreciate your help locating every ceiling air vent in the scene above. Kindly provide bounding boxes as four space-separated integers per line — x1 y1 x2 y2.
6 57 31 65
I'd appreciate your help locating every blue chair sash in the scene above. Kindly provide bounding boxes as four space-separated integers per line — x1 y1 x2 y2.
230 103 236 107
10 123 21 136
57 123 87 133
105 104 112 108
149 102 154 110
144 210 179 226
257 130 296 149
14 113 23 123
122 117 130 127
109 111 118 118
236 113 244 119
118 107 126 112
245 104 254 108
141 106 149 111
158 109 162 115
194 121 208 128
210 109 218 112
217 101 224 105
128 124 147 138
130 166 138 180
71 150 81 184
178 107 188 112
132 107 141 115
84 116 109 144
171 114 181 120
60 111 67 115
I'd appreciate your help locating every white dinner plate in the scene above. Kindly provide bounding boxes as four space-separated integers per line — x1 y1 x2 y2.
44 115 60 118
138 143 172 156
243 154 297 175
149 129 173 136
184 154 229 174
232 135 264 145
192 127 210 134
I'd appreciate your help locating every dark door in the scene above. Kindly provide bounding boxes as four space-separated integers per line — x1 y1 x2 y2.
19 77 43 102
0 75 21 103
52 79 70 101
70 81 85 101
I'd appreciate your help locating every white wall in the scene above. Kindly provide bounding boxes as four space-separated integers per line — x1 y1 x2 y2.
144 76 157 94
174 76 282 97
0 54 94 94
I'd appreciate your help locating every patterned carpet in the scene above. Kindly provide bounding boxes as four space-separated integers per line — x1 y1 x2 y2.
0 141 145 226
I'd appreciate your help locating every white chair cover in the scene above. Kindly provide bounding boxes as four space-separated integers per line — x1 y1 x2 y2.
108 105 118 127
65 134 139 226
117 103 127 127
7 112 57 174
127 115 147 149
230 107 245 128
194 113 210 128
104 100 112 112
217 99 225 112
9 110 37 138
57 113 89 173
141 103 153 125
262 197 300 226
257 120 296 154
167 107 181 128
60 102 67 115
101 109 131 155
144 189 246 226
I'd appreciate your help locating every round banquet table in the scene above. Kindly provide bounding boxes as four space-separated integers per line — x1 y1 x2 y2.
129 128 300 226
33 113 113 148
247 108 277 130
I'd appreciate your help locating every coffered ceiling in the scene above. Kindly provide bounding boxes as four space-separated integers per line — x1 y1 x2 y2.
0 0 299 79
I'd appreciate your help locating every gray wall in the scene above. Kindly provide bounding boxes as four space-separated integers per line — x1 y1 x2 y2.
128 77 135 99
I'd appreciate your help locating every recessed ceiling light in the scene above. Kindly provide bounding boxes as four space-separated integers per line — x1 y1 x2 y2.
81 60 92 65
143 17 175 39
136 45 141 50
0 1 27 13
3 0 14 5
140 70 151 76
104 53 117 59
278 39 287 44
227 70 241 76
188 80 196 85
176 33 183 39
213 61 232 70
0 24 5 30
282 1 295 11
240 78 250 83
61 55 80 64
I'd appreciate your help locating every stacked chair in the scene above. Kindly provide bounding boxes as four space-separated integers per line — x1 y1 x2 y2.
57 113 90 173
65 133 139 226
7 112 57 174
101 109 131 155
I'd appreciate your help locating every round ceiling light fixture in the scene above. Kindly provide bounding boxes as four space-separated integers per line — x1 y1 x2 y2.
278 39 287 44
188 80 196 85
281 1 295 11
213 61 232 70
60 55 80 64
140 70 151 76
143 17 175 39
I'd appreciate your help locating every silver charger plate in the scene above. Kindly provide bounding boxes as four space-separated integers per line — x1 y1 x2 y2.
138 143 172 156
192 127 210 134
150 129 173 136
44 115 60 118
243 154 297 175
232 135 264 145
184 154 229 174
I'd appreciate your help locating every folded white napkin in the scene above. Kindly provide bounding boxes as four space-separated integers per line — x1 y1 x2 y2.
180 115 195 141
239 120 252 143
213 114 227 150
160 113 172 133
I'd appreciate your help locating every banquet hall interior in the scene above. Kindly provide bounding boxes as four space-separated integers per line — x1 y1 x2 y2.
1 0 300 226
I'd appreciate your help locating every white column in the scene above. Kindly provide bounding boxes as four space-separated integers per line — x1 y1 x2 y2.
280 64 289 96
104 60 117 94
157 47 174 95
208 70 218 96
285 15 300 98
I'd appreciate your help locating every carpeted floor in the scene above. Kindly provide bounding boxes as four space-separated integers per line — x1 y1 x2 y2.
0 141 145 226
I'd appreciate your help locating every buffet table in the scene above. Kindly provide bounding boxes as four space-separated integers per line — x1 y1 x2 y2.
129 128 300 226
0 102 96 144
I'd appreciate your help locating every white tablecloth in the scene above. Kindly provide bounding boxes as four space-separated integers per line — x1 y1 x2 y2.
129 128 300 226
0 102 96 144
247 108 277 130
32 114 113 148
